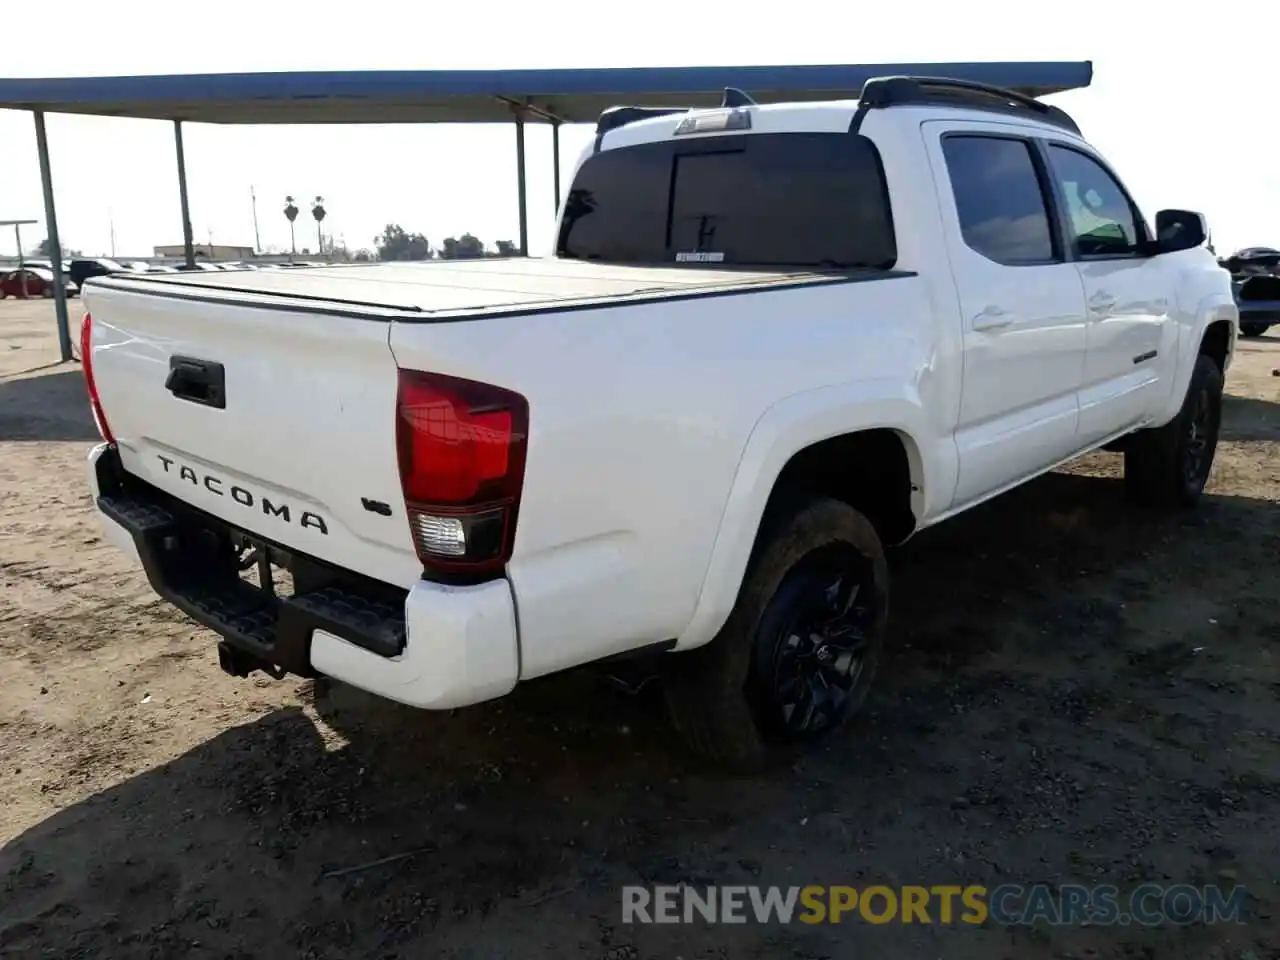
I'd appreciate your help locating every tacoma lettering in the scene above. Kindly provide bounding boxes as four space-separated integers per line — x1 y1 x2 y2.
262 499 289 522
156 455 328 535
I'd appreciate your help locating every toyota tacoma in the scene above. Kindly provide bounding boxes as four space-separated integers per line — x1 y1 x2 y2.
80 76 1237 769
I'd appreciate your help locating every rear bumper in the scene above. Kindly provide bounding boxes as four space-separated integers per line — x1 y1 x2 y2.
87 442 519 709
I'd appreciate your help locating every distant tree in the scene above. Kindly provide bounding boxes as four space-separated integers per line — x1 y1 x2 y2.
311 196 327 256
32 237 82 258
375 223 431 261
284 196 299 256
494 240 516 257
440 233 485 260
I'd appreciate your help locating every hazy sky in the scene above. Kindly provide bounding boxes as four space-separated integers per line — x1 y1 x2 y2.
0 1 1276 259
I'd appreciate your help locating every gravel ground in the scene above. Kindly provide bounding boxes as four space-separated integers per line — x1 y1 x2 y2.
1 298 1277 959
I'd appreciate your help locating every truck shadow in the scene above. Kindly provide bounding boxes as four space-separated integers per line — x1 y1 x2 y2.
4 470 1278 958
1221 393 1280 442
0 367 100 442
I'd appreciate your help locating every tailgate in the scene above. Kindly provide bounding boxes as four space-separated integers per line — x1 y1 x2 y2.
85 281 419 588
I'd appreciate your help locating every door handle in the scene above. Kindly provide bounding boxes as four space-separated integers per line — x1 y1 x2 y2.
1088 292 1117 314
972 305 1013 331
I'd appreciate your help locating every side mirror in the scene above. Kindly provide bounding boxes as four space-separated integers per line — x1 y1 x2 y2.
1152 209 1208 254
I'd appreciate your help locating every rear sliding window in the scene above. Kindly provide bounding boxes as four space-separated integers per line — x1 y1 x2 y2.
556 132 897 269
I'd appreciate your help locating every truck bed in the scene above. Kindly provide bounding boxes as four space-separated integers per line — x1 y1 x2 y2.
83 255 906 593
91 258 852 320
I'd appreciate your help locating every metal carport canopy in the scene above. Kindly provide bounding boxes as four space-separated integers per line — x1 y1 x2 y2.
0 60 1093 360
0 62 1091 122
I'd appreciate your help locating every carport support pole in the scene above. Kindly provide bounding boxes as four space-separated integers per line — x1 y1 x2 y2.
514 111 528 256
174 120 196 269
33 111 72 362
551 120 561 214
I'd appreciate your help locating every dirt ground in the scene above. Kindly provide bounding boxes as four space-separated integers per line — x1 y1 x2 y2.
1 298 1277 960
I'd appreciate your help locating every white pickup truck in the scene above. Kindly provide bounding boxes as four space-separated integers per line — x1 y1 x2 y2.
81 77 1237 769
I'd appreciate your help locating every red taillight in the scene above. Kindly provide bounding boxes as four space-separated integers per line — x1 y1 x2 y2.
80 313 114 443
395 369 528 576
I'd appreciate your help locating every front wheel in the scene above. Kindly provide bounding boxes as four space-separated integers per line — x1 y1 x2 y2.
1239 322 1268 338
41 286 54 299
664 498 889 772
1124 353 1224 508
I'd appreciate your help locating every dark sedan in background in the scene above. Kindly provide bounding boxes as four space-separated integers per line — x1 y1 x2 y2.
1220 247 1280 338
67 257 131 290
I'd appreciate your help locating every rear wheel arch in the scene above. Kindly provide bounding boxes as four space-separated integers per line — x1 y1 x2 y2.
665 496 890 770
676 417 927 653
756 427 922 551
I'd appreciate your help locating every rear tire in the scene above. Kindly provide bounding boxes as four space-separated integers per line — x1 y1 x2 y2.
41 286 54 299
1239 323 1268 338
664 498 888 772
1124 353 1223 508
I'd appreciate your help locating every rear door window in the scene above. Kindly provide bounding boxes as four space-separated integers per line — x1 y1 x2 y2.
557 131 897 270
941 135 1058 266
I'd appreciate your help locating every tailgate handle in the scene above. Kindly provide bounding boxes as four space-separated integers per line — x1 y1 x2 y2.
165 356 226 409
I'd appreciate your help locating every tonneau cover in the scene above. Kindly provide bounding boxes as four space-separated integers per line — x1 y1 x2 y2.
91 258 830 318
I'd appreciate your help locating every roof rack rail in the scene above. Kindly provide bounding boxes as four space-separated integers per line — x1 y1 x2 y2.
859 75 1081 133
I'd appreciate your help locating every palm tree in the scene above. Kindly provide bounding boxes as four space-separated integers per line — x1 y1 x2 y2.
283 196 299 259
311 196 327 258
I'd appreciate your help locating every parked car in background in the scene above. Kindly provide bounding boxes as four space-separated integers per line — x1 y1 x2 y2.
25 258 72 274
1219 247 1280 337
0 267 78 298
23 259 75 288
69 258 129 290
1223 246 1280 268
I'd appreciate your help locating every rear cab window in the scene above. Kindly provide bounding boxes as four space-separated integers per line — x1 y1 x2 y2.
556 130 897 270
